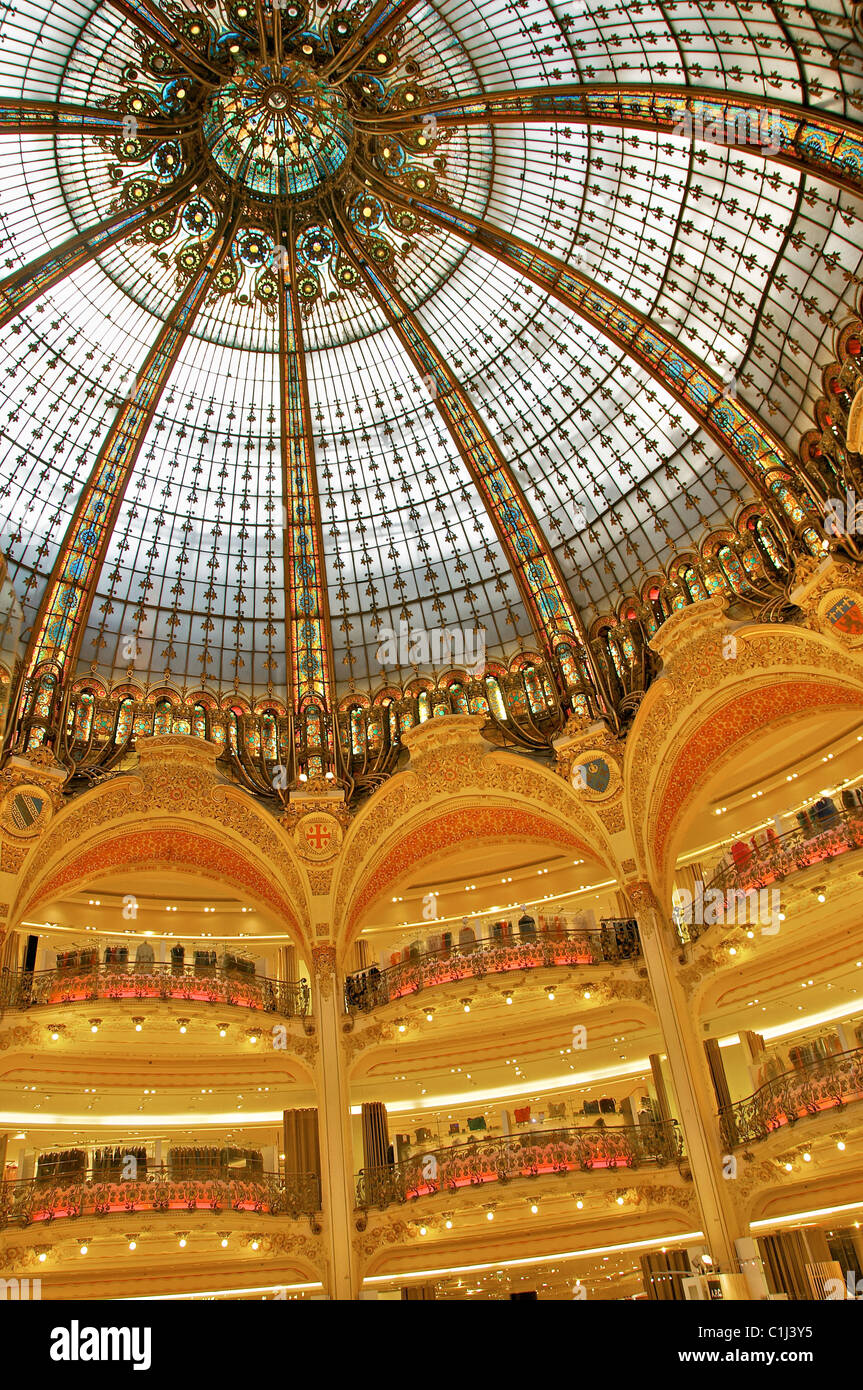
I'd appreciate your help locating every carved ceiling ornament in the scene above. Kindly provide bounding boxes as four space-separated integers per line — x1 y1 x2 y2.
293 812 344 863
307 869 334 897
342 1019 398 1065
311 944 338 1000
0 840 31 874
624 607 863 892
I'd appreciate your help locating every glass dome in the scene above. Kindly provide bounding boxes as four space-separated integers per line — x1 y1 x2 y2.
0 0 859 717
203 60 355 201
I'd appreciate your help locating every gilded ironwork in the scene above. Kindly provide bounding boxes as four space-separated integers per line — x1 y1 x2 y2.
719 1047 863 1150
0 962 311 1020
0 1170 320 1227
344 919 641 1014
355 1121 684 1209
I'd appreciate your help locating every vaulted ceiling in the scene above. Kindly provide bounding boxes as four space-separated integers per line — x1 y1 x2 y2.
0 0 860 704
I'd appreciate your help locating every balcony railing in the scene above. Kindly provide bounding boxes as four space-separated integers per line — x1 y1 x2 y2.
719 1047 863 1149
709 806 863 897
0 963 311 1020
345 919 641 1014
0 1170 321 1228
355 1120 683 1209
674 805 863 945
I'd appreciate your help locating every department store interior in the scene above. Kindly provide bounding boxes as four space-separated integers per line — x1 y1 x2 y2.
0 0 863 1306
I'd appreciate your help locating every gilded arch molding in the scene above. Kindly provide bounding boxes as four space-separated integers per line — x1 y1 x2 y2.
334 717 618 953
15 823 304 945
8 737 312 948
624 602 863 896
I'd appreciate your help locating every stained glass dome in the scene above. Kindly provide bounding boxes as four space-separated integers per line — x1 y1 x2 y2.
203 61 355 200
0 0 861 776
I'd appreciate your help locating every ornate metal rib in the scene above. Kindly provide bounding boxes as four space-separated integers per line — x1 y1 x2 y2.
322 0 423 80
104 0 223 84
0 163 204 330
274 212 337 714
359 163 805 519
362 83 863 198
0 96 196 138
20 201 242 684
330 201 599 688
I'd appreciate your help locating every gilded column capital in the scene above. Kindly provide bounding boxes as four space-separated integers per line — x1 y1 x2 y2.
311 943 338 1000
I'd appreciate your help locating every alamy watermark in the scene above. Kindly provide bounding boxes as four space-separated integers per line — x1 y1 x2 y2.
823 491 863 536
673 881 781 935
375 621 486 676
673 108 783 156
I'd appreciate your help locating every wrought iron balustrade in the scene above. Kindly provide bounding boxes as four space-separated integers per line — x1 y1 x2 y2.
710 805 863 895
355 1120 682 1209
719 1046 863 1149
344 920 641 1014
0 962 311 1020
0 1169 321 1228
677 805 863 945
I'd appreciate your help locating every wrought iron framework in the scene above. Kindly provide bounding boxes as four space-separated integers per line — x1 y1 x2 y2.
0 1169 321 1227
719 1047 863 1150
355 1120 684 1209
0 0 855 803
344 918 641 1014
0 961 311 1020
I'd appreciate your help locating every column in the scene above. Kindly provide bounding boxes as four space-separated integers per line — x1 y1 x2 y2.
283 1107 321 1208
278 945 297 982
361 1102 389 1168
312 944 359 1300
628 883 750 1288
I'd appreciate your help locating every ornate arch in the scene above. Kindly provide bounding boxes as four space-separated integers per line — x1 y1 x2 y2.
625 599 863 898
334 715 617 952
9 736 311 950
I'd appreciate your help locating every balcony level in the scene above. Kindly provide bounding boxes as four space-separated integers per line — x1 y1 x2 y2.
355 1119 683 1211
0 962 311 1022
0 1166 321 1230
344 918 641 1016
720 1045 863 1150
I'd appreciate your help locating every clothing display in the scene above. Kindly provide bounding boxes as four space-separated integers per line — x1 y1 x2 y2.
221 953 255 977
166 1146 263 1180
35 1149 87 1183
92 1146 148 1181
